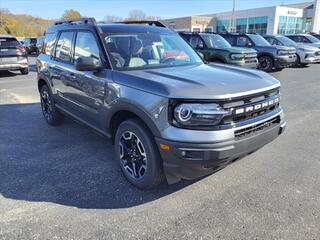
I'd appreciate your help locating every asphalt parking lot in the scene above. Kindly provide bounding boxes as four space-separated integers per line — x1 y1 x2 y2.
0 57 319 240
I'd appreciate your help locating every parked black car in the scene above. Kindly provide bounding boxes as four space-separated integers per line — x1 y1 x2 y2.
220 33 296 72
36 36 45 53
23 37 38 54
0 34 29 75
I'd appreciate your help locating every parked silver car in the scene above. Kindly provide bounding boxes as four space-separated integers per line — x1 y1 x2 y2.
286 34 320 49
264 35 320 66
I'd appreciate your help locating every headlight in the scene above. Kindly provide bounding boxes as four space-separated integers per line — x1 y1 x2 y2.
173 103 229 128
230 53 245 60
277 50 289 56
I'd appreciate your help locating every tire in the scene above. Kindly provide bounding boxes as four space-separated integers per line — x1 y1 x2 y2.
40 85 63 126
258 55 274 72
114 118 165 189
293 54 301 67
20 68 29 75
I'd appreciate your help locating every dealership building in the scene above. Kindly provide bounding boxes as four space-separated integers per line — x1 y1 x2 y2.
161 0 320 34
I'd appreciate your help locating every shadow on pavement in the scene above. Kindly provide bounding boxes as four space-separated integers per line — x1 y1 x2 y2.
0 103 194 209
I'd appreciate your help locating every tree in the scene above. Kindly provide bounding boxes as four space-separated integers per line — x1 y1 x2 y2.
61 9 81 19
103 15 123 23
127 10 147 21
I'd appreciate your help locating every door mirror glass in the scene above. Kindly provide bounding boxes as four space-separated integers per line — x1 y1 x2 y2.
75 57 102 71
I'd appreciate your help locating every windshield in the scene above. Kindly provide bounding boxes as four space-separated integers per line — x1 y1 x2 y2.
201 34 231 48
104 33 203 70
305 35 320 43
248 35 270 46
276 36 297 47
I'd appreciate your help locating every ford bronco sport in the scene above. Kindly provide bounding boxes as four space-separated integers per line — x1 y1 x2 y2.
37 18 286 189
220 33 296 72
179 32 258 68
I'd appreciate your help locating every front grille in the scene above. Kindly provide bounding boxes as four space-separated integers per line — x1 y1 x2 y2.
234 116 280 139
221 88 280 124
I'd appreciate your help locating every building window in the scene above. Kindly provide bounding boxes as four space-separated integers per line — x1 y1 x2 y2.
204 27 213 33
247 16 268 35
192 27 201 32
277 16 303 34
216 19 230 33
216 16 268 34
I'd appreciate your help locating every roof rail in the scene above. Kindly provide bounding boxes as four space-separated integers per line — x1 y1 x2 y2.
178 31 217 34
116 20 166 28
54 18 97 26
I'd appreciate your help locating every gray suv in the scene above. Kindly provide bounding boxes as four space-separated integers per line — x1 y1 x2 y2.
37 18 286 189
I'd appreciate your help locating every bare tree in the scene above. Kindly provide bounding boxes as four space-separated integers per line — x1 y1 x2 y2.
127 10 147 21
103 15 123 23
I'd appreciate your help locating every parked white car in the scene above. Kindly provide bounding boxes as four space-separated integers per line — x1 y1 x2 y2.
264 35 320 66
286 34 320 49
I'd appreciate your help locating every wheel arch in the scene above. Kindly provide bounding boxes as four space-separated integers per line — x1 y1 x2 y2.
107 102 162 143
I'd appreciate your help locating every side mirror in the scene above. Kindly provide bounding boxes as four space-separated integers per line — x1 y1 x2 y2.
247 42 253 47
75 56 103 71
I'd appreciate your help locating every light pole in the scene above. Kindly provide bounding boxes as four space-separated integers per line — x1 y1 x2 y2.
230 0 236 32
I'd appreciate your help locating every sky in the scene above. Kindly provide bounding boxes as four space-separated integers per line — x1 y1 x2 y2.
0 0 311 20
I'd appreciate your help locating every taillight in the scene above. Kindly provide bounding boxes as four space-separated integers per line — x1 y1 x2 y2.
16 45 26 52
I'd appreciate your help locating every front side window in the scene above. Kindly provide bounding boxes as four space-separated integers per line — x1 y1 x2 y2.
201 34 231 49
55 31 74 62
43 32 57 55
104 33 202 70
74 31 101 61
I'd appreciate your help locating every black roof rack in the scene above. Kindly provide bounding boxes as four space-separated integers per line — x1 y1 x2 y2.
178 31 217 34
54 18 97 26
115 20 166 28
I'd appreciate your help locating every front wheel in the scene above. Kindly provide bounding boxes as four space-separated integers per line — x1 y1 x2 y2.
258 55 274 72
20 68 29 75
114 119 165 189
40 85 63 125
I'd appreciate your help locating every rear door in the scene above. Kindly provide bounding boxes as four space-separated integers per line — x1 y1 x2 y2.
0 37 21 64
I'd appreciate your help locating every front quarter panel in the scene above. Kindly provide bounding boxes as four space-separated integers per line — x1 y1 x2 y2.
104 80 169 138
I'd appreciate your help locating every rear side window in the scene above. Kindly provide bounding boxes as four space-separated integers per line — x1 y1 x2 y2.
43 32 57 55
55 31 74 62
0 37 20 47
74 31 100 61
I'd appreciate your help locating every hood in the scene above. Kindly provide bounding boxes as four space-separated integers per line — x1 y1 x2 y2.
113 63 280 99
296 43 320 52
307 42 320 48
256 45 295 51
227 46 257 54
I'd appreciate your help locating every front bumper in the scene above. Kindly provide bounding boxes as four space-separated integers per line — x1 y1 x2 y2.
274 54 296 68
156 110 285 183
230 58 259 68
303 55 320 64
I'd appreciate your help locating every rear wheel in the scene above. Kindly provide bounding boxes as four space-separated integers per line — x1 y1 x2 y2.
258 55 274 72
20 68 29 75
115 118 165 189
40 85 63 125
